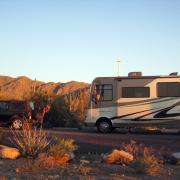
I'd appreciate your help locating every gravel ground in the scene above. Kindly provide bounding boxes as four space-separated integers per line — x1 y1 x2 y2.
0 154 180 180
1 128 180 180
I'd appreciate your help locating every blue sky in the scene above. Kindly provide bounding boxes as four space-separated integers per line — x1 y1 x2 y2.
0 0 179 83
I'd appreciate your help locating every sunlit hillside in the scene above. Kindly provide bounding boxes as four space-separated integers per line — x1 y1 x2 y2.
0 75 90 100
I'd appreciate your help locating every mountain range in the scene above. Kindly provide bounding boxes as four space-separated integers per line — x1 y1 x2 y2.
0 75 90 100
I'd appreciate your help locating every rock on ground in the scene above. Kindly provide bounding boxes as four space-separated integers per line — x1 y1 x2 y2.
171 152 180 165
102 149 134 164
0 145 20 160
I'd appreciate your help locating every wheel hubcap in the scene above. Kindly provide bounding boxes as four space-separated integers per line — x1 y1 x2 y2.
13 119 22 129
99 122 110 132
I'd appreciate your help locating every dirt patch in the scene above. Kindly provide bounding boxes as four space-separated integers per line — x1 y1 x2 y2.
0 154 180 180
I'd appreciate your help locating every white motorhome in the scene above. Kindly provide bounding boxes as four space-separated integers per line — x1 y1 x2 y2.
85 72 180 133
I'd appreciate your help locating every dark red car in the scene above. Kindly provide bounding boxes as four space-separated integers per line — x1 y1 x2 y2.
0 100 33 129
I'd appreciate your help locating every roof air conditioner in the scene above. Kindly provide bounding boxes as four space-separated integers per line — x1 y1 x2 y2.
169 72 178 76
128 72 142 77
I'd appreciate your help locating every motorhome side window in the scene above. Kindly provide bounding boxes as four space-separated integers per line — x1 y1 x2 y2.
95 84 113 101
157 82 180 97
122 87 150 98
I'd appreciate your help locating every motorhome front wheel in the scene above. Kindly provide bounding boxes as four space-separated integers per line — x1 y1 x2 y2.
97 119 112 133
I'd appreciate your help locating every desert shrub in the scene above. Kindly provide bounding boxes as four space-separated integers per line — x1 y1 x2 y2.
44 101 69 128
141 147 162 176
130 148 161 176
44 88 89 128
37 138 78 168
10 126 52 158
44 97 79 128
123 141 163 176
122 140 146 157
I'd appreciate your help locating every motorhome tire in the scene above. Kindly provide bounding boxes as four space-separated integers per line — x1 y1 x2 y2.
97 119 112 133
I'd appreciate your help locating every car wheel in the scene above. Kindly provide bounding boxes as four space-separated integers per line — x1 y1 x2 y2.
97 119 112 133
11 117 23 130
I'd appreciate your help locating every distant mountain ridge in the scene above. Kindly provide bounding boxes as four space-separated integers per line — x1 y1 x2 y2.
0 75 90 100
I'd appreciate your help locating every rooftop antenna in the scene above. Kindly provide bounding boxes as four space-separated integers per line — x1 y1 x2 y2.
116 58 122 76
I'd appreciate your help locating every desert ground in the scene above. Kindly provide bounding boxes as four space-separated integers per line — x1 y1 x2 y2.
0 128 180 180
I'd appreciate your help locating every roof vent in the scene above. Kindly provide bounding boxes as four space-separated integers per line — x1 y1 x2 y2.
169 72 178 76
128 72 142 77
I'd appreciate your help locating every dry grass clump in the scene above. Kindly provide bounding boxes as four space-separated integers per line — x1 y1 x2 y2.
122 140 145 157
37 138 78 168
10 126 52 158
141 147 161 176
122 141 163 176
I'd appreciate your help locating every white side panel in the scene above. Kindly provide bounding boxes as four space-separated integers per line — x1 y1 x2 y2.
86 106 116 123
85 77 180 127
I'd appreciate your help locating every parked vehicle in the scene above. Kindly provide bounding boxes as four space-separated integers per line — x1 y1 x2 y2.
0 100 34 130
85 72 180 133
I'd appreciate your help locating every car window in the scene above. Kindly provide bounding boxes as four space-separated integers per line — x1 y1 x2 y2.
10 101 26 111
0 102 8 111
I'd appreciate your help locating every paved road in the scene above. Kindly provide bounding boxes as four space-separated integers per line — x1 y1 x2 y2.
47 129 180 154
1 127 179 154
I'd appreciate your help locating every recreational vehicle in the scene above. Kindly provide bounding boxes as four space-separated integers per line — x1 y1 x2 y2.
85 72 180 133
